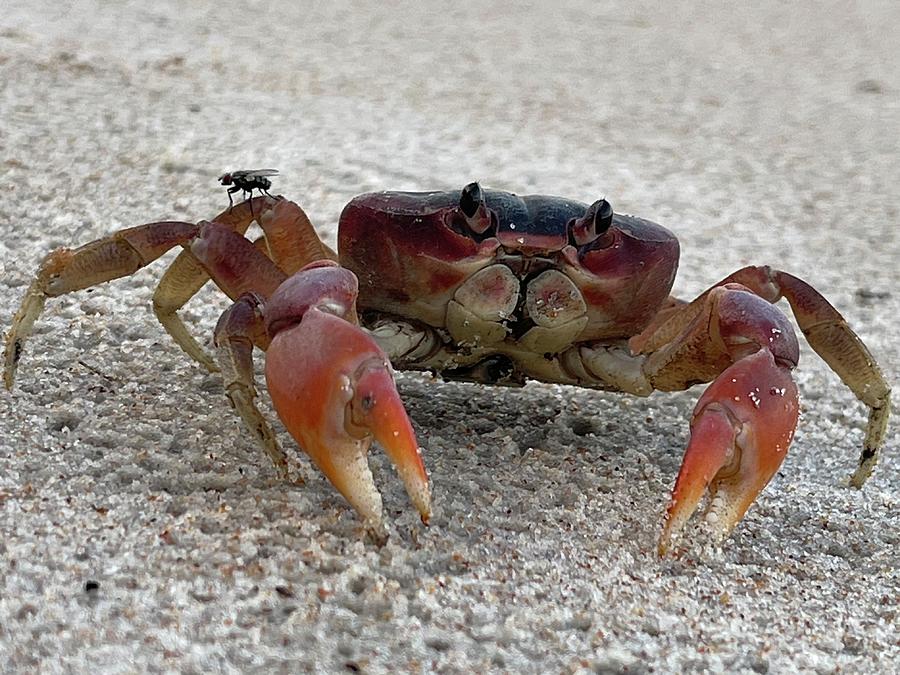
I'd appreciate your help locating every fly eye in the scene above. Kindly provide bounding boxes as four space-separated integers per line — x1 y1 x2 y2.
458 181 492 234
570 198 614 246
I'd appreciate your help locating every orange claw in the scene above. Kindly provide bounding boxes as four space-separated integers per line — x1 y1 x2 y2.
264 308 431 534
659 350 799 555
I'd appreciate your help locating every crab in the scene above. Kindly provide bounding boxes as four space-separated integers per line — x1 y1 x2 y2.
3 184 891 553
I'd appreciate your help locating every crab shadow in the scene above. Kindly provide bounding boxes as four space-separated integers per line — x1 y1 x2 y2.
385 371 699 554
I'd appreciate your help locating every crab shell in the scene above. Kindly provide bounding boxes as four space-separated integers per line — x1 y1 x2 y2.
339 189 679 359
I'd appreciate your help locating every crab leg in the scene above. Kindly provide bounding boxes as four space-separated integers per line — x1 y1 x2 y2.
254 197 338 274
152 198 268 371
153 251 220 371
4 220 199 389
264 263 430 535
213 291 289 478
634 265 891 487
4 197 275 386
152 236 274 372
713 266 890 485
189 222 287 301
189 223 290 475
152 196 336 370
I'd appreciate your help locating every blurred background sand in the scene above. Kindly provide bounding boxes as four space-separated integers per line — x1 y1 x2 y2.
1 1 898 672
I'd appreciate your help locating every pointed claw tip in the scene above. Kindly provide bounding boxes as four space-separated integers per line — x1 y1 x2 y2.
658 507 681 557
848 471 868 490
408 478 432 525
350 362 431 519
657 529 687 558
657 539 670 558
849 448 877 489
658 520 680 558
365 522 389 547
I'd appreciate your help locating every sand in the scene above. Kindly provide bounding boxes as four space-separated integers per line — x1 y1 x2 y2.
0 1 898 672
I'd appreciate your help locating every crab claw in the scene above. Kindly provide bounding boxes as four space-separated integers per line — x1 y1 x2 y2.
265 307 430 535
658 350 799 555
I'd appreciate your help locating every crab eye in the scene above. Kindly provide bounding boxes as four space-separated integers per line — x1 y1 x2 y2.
459 182 483 218
458 182 492 234
570 199 614 246
594 199 614 232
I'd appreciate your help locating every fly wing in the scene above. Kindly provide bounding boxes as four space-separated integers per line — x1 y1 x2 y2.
241 169 279 178
220 169 279 181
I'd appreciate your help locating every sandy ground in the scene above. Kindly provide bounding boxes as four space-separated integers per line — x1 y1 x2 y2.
1 1 898 672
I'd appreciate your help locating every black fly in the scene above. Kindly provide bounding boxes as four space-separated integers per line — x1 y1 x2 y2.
218 169 279 212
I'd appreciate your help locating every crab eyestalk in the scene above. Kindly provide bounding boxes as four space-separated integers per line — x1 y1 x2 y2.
458 182 493 234
570 198 613 246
